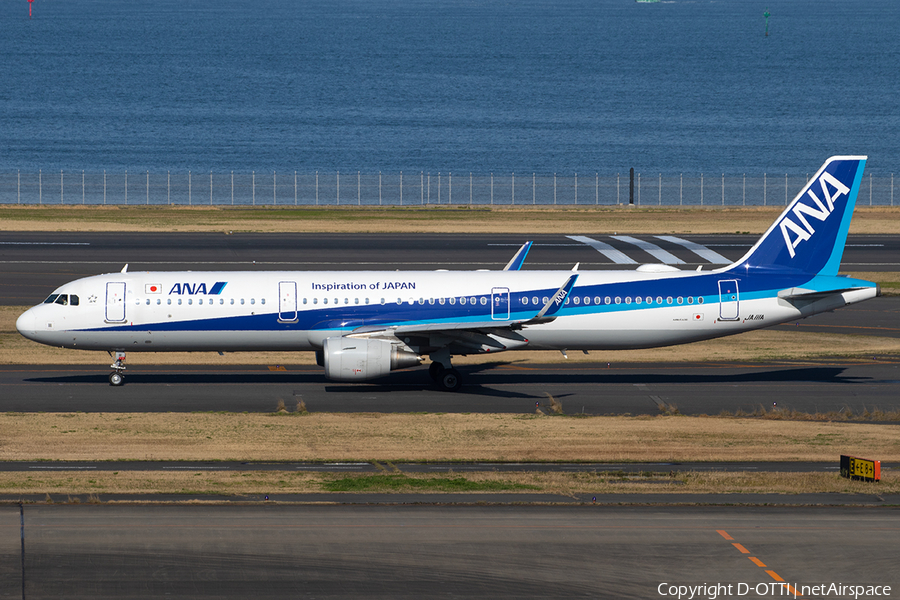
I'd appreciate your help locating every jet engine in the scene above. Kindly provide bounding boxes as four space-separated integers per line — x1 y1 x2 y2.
321 337 421 381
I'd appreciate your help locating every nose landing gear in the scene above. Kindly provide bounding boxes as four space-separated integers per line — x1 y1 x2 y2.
108 351 126 386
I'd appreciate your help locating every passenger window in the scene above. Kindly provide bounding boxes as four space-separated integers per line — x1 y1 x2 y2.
604 296 611 304
396 298 402 305
687 297 693 304
614 297 621 304
635 297 642 305
522 297 529 305
646 297 652 304
460 297 466 305
251 298 256 305
219 298 224 305
583 297 590 305
625 297 631 304
439 298 445 305
188 299 193 305
231 298 235 305
323 298 328 305
365 298 370 305
313 298 317 305
241 299 245 305
146 299 151 305
480 297 487 305
355 298 359 305
449 297 456 305
428 298 434 305
302 298 307 305
178 299 183 306
698 297 704 304
198 298 203 305
542 297 548 304
677 297 683 304
380 298 385 305
418 298 424 305
157 299 161 305
167 299 172 305
533 297 539 305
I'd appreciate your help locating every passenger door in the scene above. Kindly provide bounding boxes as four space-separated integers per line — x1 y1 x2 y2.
718 279 739 321
278 281 298 322
105 282 126 323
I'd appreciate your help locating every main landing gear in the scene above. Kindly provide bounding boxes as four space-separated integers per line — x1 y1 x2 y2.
428 354 462 392
108 351 126 386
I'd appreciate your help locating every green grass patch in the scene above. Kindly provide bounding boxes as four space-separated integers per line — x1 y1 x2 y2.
321 474 540 493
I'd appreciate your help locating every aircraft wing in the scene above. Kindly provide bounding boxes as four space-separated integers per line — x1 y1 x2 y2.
503 242 533 271
348 274 578 350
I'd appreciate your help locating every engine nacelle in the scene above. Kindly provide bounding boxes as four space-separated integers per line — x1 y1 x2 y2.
322 337 421 381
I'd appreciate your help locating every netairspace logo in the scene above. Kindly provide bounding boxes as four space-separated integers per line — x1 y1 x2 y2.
657 582 892 599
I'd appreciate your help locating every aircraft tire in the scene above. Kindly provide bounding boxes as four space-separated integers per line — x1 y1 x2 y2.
109 372 124 386
428 362 445 381
439 368 462 392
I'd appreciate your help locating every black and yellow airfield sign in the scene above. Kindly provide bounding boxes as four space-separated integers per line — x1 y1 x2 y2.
840 455 881 482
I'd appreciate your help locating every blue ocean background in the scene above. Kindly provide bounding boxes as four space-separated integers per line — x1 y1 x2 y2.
2 0 898 177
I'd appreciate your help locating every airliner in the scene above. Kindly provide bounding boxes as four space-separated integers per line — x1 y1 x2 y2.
17 156 878 390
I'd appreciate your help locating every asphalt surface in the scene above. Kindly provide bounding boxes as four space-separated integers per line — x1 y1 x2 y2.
2 231 898 305
3 356 899 415
1 505 897 598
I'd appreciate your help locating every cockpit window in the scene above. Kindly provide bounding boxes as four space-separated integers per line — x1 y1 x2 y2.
43 294 78 306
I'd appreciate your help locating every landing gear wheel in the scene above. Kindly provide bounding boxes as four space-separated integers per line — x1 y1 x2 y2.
429 362 445 381
109 372 124 386
439 368 462 392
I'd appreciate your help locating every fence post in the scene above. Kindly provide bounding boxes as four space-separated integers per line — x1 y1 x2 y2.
595 173 598 205
39 168 42 204
357 170 360 206
658 173 661 206
870 172 872 206
400 171 403 205
491 173 494 205
60 170 63 204
103 170 106 205
82 170 85 205
295 171 297 205
617 173 620 205
892 173 894 206
421 172 425 206
231 171 233 205
533 173 536 205
638 173 641 205
742 174 745 206
700 173 703 206
472 173 474 205
188 170 191 206
168 171 171 205
428 173 431 204
764 173 767 206
210 172 213 205
251 171 254 205
17 170 20 204
553 173 556 205
315 171 318 205
336 171 339 205
784 173 787 205
511 172 514 205
438 172 441 204
721 173 724 206
379 171 382 205
680 173 683 206
148 170 150 205
574 172 577 205
449 172 452 204
125 170 127 205
274 170 277 206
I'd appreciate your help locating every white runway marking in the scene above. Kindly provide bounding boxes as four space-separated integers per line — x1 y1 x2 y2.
612 235 685 264
566 235 637 264
655 235 730 264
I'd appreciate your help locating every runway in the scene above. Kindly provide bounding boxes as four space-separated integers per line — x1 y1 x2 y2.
1 505 897 598
1 231 898 305
3 356 899 415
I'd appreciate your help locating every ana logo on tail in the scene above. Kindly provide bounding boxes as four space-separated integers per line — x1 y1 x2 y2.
779 171 850 258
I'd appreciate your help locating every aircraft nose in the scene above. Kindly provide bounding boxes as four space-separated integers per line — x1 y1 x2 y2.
16 309 36 339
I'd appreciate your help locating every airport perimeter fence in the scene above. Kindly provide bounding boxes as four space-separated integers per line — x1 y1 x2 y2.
0 170 896 208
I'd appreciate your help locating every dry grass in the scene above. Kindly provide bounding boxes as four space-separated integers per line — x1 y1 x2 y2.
1 412 898 463
2 205 899 234
0 469 895 498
